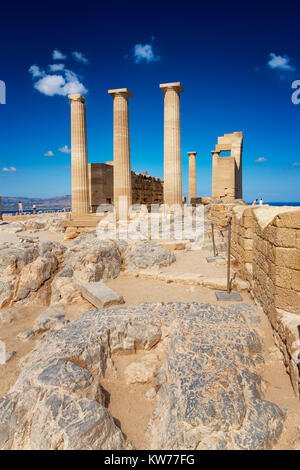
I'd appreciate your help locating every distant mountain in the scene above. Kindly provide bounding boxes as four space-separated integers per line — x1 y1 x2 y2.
2 195 72 210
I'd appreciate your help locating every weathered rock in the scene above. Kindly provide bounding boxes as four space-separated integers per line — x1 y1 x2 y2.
0 358 129 450
124 241 176 271
50 277 81 305
0 342 15 365
17 330 34 341
124 353 160 384
1 302 284 450
145 387 157 400
16 255 57 301
0 281 13 308
32 305 68 333
80 282 124 309
0 307 15 324
63 239 122 283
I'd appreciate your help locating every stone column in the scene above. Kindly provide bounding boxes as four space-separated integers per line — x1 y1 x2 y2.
68 94 89 216
159 82 183 207
108 88 133 220
211 151 220 199
187 152 197 203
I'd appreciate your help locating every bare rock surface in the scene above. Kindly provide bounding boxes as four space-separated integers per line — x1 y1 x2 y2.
0 302 284 450
123 241 176 271
32 304 68 334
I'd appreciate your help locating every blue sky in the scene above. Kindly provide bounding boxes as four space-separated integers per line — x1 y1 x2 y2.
1 1 300 202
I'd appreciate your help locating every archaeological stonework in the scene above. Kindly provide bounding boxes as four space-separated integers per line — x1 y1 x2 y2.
212 131 243 200
160 82 183 207
88 163 163 212
108 88 133 221
188 152 197 203
69 94 89 216
230 205 300 397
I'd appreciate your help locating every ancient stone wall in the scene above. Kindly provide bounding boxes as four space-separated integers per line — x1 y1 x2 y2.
88 163 163 212
231 206 257 283
231 205 300 397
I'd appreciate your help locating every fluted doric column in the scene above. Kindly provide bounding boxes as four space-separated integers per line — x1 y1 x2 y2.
68 94 89 216
159 82 183 207
108 88 133 220
188 151 197 203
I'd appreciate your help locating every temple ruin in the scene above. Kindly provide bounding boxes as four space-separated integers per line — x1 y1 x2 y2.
67 87 244 228
88 162 163 212
211 131 243 200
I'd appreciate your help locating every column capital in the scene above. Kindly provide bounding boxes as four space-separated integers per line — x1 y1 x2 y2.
211 150 220 156
108 88 133 99
159 82 183 94
187 151 197 156
68 94 85 103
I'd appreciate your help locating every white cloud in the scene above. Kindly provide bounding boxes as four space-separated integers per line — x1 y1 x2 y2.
267 53 295 71
59 145 71 154
49 63 65 72
133 44 160 63
2 166 16 172
44 150 54 157
72 51 89 64
255 157 268 162
52 49 67 60
292 162 300 167
28 65 45 78
30 68 88 97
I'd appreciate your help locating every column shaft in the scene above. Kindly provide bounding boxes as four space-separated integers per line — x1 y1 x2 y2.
188 152 197 203
108 89 132 220
69 95 89 216
160 83 183 207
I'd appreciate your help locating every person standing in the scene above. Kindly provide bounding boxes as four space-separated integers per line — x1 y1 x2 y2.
32 202 37 215
259 198 264 206
18 201 23 215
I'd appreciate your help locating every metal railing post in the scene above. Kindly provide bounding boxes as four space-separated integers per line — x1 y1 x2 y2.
227 216 232 294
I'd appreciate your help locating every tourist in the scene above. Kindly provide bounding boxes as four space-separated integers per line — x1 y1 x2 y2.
259 198 264 206
18 201 23 215
32 202 37 215
252 199 258 206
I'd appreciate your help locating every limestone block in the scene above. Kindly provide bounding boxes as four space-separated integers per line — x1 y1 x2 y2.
80 282 124 308
240 226 253 239
271 247 300 270
241 238 253 251
273 210 300 229
242 216 253 228
275 287 300 314
268 226 298 248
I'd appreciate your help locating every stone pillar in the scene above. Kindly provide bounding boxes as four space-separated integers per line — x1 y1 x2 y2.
68 94 89 216
211 151 220 199
187 152 197 203
159 82 183 207
108 88 133 220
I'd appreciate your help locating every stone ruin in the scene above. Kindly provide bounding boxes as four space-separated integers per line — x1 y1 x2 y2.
211 131 243 200
67 85 244 228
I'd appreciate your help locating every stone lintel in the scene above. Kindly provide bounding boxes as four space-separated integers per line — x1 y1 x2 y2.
68 94 85 103
108 88 133 98
159 82 183 93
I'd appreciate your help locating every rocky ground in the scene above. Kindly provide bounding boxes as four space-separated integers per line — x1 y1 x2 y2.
0 213 300 450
